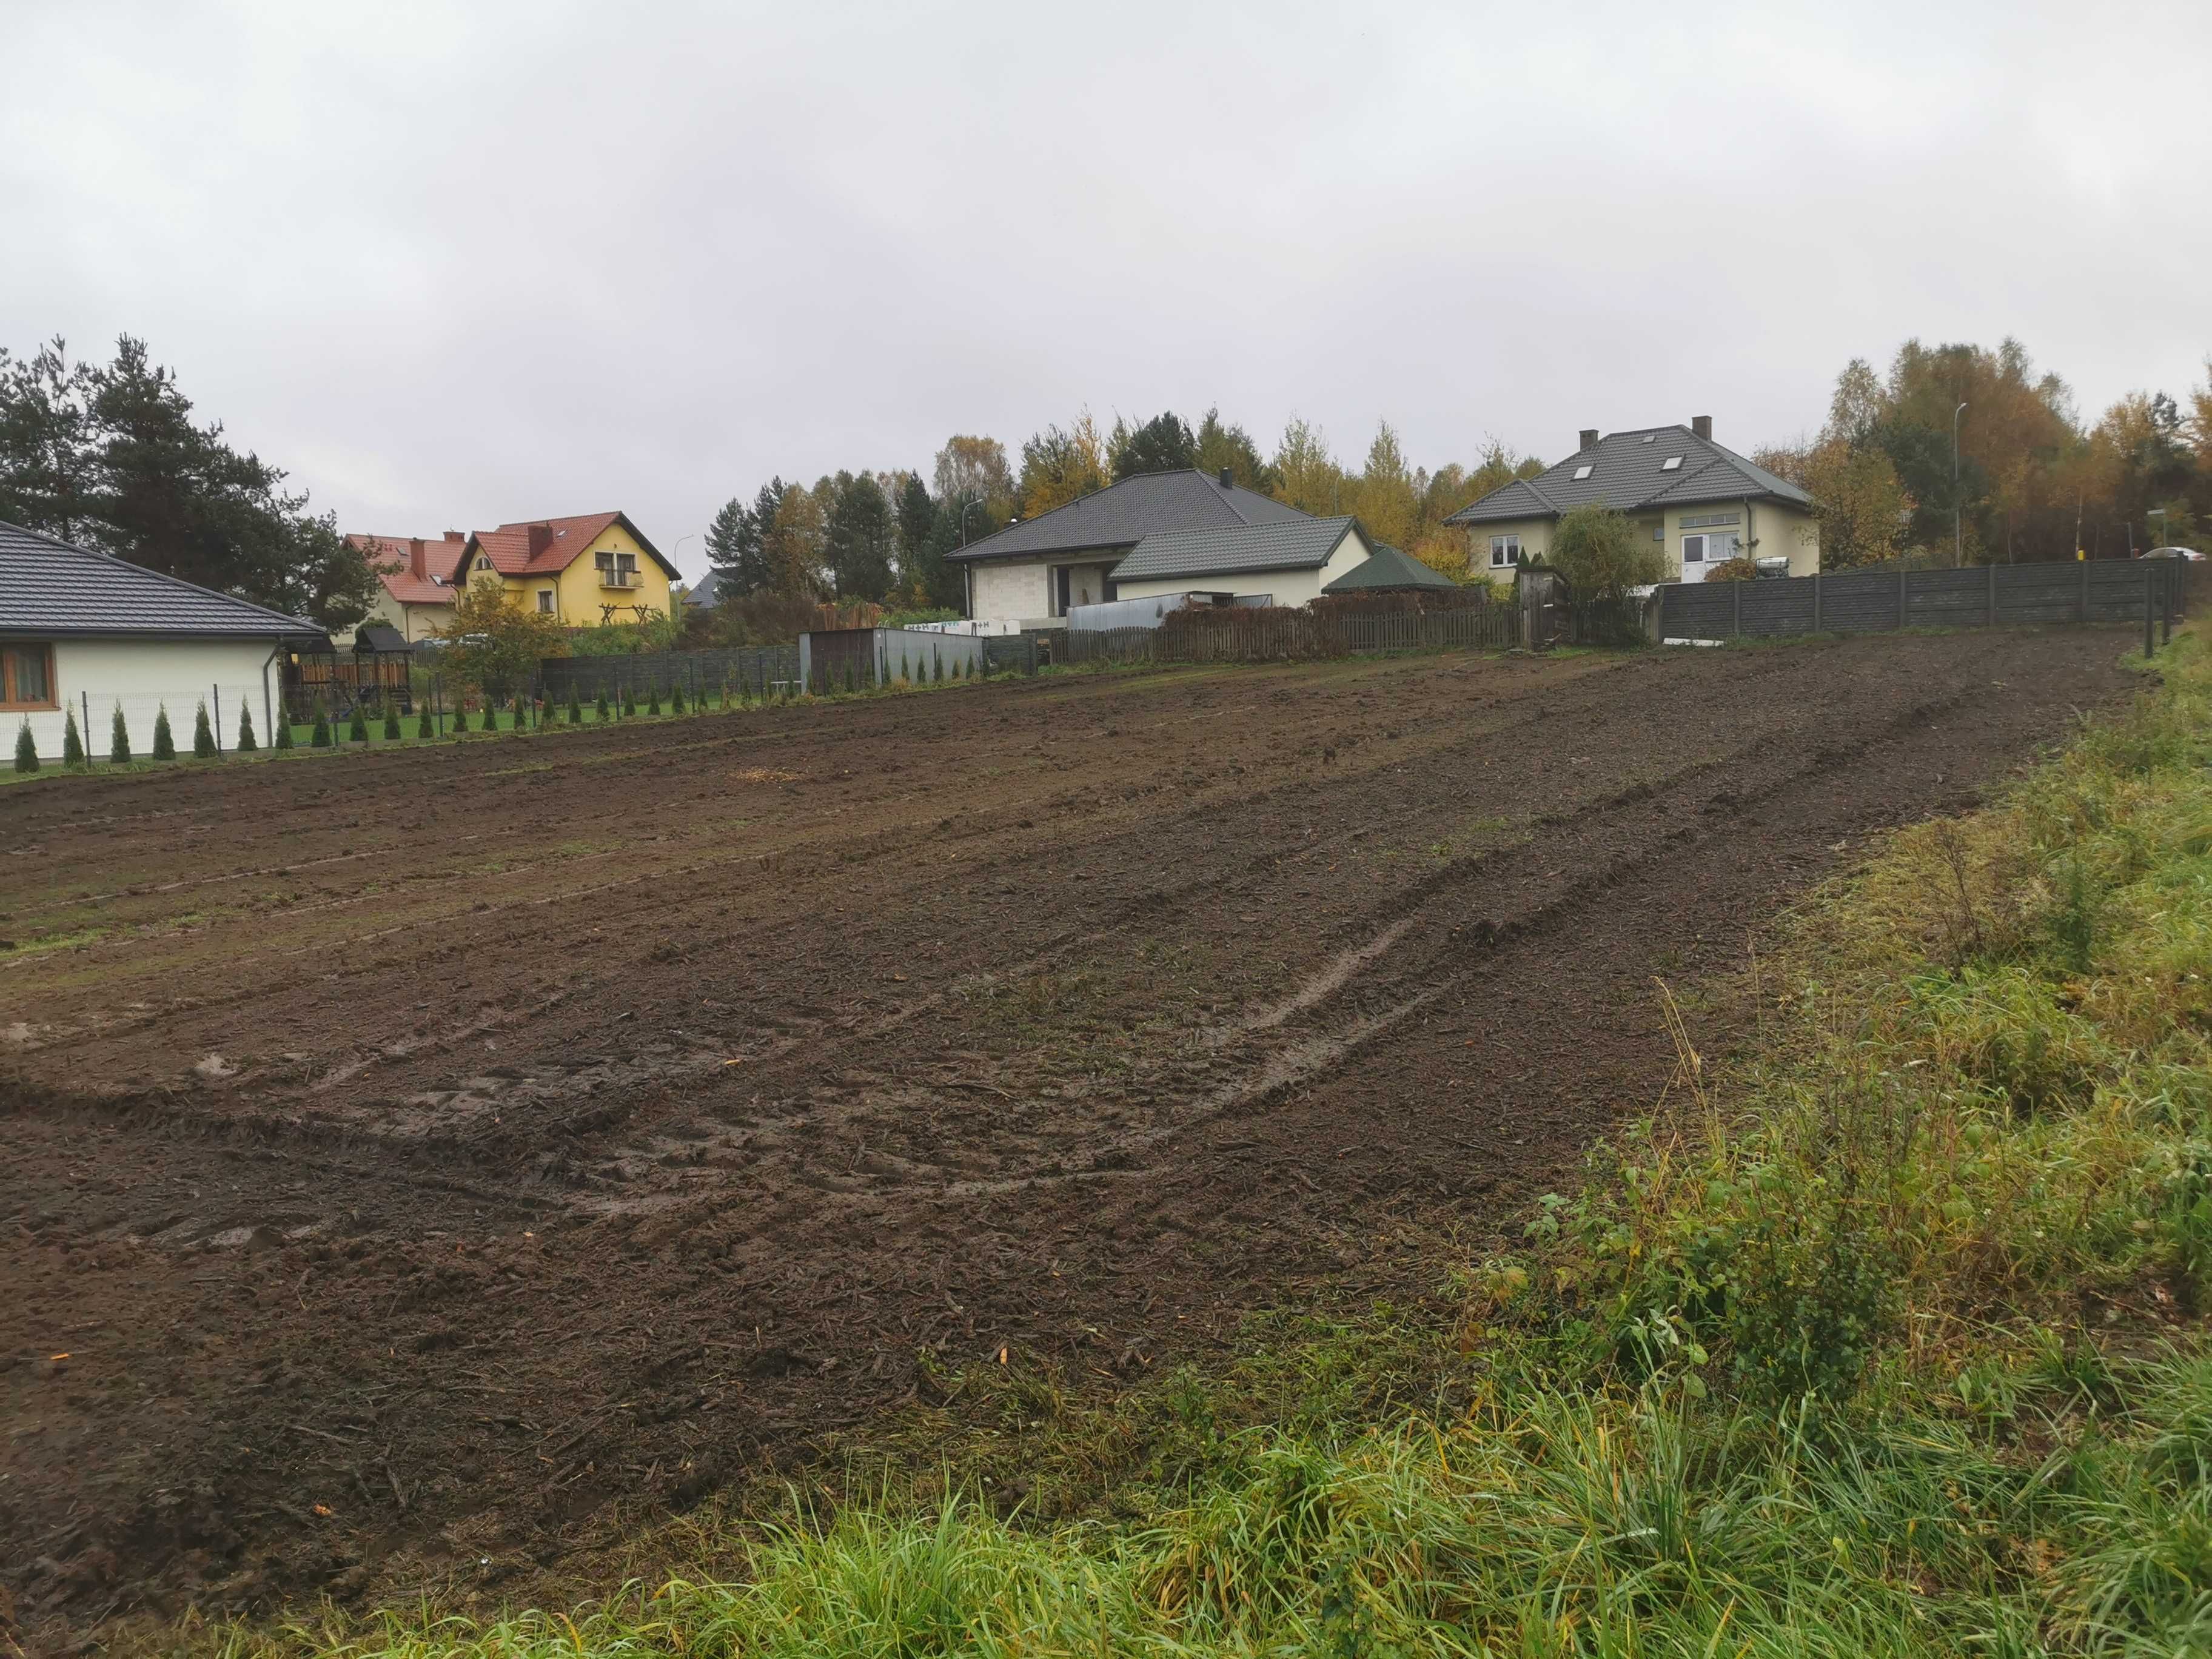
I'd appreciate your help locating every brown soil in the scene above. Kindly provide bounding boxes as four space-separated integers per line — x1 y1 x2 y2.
0 631 2134 1644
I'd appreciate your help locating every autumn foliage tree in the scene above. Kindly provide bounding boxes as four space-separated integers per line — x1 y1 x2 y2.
436 578 571 702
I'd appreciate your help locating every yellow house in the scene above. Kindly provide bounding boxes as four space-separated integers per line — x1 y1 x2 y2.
1446 417 1821 583
449 512 679 625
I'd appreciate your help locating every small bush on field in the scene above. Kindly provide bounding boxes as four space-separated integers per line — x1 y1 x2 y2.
381 703 401 741
152 703 175 759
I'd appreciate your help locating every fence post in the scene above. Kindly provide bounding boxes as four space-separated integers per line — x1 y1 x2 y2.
2163 563 2174 646
2144 568 2156 658
1986 563 1997 628
1732 580 1742 638
1900 567 1909 629
1811 573 1822 634
2078 560 2089 624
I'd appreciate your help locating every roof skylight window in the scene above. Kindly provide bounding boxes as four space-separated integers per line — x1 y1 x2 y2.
1660 456 1683 471
1641 434 1657 443
1572 464 1593 480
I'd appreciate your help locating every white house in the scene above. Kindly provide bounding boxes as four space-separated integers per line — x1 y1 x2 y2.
1108 516 1376 608
950 468 1323 622
2 520 324 759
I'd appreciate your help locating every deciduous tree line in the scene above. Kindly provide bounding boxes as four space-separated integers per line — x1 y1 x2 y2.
1754 340 2212 568
0 336 380 629
702 409 1549 620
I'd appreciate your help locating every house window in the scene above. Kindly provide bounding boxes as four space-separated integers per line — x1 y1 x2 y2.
1489 534 1520 569
1681 532 1740 567
537 590 555 613
1 642 56 708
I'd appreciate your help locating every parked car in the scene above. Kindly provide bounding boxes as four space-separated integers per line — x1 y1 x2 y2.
2142 545 2204 561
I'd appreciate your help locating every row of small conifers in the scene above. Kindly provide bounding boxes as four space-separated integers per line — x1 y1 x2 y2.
8 669 946 775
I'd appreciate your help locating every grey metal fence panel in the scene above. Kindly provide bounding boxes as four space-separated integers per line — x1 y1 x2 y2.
980 635 1040 675
1658 556 2187 643
540 646 799 702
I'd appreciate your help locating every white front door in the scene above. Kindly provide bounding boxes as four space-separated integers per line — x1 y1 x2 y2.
1678 530 1739 583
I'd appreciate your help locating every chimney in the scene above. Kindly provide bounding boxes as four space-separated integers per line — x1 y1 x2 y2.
408 537 427 580
1218 468 1235 489
443 529 463 543
1578 428 1599 451
526 522 554 558
1691 415 1713 442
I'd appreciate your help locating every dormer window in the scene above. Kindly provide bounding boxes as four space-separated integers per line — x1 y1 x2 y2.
1660 456 1683 471
1572 464 1593 480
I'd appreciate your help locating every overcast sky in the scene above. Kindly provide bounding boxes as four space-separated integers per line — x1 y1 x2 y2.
7 0 2208 580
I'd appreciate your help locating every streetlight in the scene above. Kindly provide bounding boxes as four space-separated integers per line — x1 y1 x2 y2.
1952 401 1968 567
2149 507 2169 553
959 497 988 547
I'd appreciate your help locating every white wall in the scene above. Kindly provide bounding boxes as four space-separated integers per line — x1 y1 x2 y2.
969 558 1051 622
11 636 285 760
1113 527 1375 610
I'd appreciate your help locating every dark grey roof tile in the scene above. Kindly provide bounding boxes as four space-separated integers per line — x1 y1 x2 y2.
950 469 1307 562
0 520 321 636
1109 517 1359 583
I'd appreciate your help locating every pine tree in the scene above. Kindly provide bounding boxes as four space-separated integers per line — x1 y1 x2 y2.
110 702 132 763
152 704 176 760
417 705 434 740
62 706 86 765
13 718 36 774
671 680 686 714
347 702 368 743
382 702 401 740
310 701 331 746
568 688 582 723
235 706 256 751
193 700 216 758
933 648 943 684
273 709 293 750
595 689 610 722
622 686 636 717
647 683 662 716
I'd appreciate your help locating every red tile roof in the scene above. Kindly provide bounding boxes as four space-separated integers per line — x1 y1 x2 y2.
346 532 466 606
466 512 643 577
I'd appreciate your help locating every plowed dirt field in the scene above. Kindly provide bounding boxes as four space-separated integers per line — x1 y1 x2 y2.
0 631 2134 1643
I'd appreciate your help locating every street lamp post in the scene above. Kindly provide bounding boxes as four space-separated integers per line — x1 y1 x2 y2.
1952 401 1968 567
959 496 988 547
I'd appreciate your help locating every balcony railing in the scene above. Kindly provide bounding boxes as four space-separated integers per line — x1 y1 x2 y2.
598 568 641 589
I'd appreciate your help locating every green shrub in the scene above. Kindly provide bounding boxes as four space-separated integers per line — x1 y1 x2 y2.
152 704 176 760
568 689 583 724
417 705 434 740
382 703 402 741
273 711 293 750
233 706 255 752
309 702 331 747
110 703 132 762
671 680 687 714
192 700 216 759
595 689 610 722
346 703 368 743
13 717 36 774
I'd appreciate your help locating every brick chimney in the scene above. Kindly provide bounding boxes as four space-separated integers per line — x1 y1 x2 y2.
443 529 463 542
1691 415 1713 441
1578 427 1599 451
526 522 555 559
408 537 427 580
